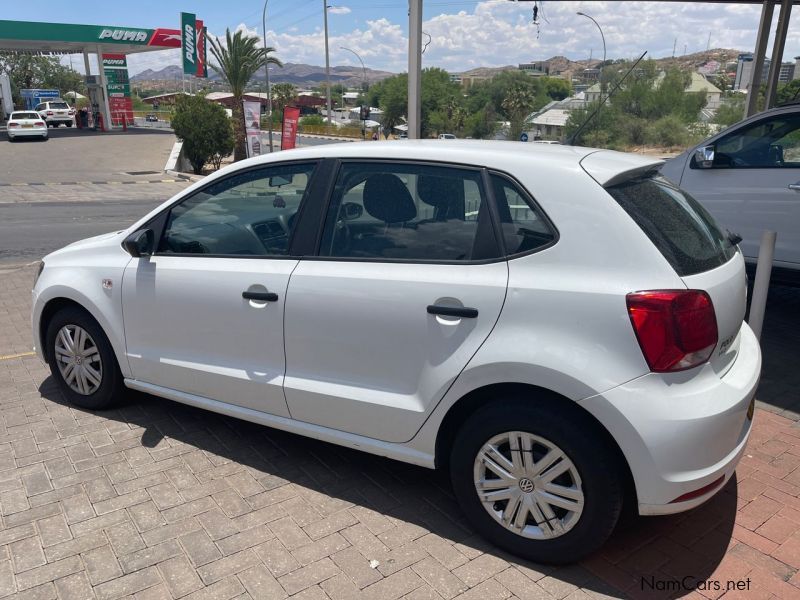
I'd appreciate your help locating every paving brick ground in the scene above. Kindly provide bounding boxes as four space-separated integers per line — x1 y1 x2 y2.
1 262 799 600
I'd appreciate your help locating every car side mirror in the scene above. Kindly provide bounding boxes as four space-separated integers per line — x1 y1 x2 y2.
693 145 715 169
341 202 363 221
122 229 155 257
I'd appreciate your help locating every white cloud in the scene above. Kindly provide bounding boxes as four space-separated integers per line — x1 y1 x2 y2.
328 7 352 16
122 1 798 76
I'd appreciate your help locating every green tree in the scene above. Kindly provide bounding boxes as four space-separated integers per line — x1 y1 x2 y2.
271 82 296 117
0 53 84 104
714 97 746 128
502 83 537 141
171 94 234 174
209 29 282 161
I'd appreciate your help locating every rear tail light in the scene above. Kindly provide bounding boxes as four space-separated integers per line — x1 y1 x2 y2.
46 111 54 115
35 121 45 127
626 290 718 372
8 122 18 128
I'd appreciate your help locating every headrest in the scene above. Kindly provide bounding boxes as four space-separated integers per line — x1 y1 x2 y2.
363 173 417 223
417 174 465 220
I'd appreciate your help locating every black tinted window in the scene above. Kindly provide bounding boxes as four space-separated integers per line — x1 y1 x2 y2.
714 113 800 168
319 163 498 261
159 163 316 256
490 174 556 256
606 175 736 276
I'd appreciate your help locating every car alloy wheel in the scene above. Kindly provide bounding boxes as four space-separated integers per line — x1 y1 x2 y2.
473 431 584 540
53 324 103 395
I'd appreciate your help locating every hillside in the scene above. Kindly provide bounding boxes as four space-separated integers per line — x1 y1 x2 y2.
132 62 395 87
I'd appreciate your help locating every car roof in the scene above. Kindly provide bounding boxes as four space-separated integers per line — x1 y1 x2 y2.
224 140 662 185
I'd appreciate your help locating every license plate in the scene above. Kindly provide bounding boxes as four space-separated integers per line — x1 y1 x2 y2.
57 112 66 116
21 124 32 128
747 397 755 420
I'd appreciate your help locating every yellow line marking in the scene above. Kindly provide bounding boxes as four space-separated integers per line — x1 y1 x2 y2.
76 181 92 185
107 181 122 185
0 352 36 361
135 181 150 184
44 183 60 186
161 179 177 183
10 183 26 186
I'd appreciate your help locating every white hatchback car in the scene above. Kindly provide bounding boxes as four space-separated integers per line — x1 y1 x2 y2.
32 141 760 563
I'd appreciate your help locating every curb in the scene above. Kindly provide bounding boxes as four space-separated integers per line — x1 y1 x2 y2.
165 170 205 182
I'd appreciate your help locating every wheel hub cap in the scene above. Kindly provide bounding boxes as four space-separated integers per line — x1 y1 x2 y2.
53 324 103 396
473 431 584 540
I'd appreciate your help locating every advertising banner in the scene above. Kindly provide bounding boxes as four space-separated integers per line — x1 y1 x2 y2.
0 20 181 49
244 100 262 158
103 54 133 124
281 106 301 150
195 21 207 78
181 12 196 75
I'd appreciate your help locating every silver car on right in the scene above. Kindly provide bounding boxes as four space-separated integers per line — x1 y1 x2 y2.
661 104 800 284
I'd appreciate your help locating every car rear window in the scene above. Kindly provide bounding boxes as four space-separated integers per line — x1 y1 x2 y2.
12 113 39 120
50 102 69 109
606 174 736 276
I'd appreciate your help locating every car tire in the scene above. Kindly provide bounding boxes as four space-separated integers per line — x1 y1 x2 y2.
45 307 123 410
449 398 623 564
65 122 72 127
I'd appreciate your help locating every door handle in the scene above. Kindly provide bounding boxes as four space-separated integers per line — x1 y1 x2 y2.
788 183 800 192
242 291 279 302
427 305 478 319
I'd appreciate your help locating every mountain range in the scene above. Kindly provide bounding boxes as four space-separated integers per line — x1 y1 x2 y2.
132 62 395 87
131 49 743 88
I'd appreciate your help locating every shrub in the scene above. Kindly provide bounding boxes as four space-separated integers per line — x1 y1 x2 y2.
299 114 325 126
171 95 234 174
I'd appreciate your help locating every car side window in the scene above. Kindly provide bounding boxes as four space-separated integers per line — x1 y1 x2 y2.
713 113 800 168
158 162 316 256
319 162 499 261
490 173 556 256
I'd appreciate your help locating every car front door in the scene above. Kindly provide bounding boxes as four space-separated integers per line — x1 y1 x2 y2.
679 111 800 268
121 161 319 417
283 161 510 443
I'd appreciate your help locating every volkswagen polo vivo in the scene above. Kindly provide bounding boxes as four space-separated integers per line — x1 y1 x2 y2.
31 141 760 563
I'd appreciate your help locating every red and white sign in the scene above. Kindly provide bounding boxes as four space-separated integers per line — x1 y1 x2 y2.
244 100 262 158
148 28 182 48
195 20 206 78
281 106 301 150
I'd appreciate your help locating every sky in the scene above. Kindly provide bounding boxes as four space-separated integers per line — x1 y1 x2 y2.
3 1 800 76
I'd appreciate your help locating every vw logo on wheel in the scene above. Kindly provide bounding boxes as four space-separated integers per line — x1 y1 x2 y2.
518 477 535 493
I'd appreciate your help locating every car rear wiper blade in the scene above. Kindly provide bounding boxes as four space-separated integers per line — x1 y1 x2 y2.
727 231 743 246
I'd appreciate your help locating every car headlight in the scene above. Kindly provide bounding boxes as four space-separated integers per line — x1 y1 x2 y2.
33 261 45 288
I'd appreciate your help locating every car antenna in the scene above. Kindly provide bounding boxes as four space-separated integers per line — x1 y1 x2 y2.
567 50 648 146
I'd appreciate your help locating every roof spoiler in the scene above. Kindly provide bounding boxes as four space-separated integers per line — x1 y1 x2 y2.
579 150 664 187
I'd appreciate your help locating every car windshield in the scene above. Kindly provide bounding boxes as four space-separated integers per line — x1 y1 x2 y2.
606 174 736 276
12 113 39 120
50 102 69 109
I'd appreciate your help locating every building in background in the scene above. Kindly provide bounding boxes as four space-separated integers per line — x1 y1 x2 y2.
518 61 550 77
733 53 771 90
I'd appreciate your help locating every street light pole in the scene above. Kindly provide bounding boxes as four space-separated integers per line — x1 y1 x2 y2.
262 0 274 152
323 1 332 126
577 11 606 98
340 46 367 140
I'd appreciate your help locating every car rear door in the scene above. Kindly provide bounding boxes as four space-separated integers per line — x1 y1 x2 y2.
282 161 508 443
678 110 800 269
122 161 320 417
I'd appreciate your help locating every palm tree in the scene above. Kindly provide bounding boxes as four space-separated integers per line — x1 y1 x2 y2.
209 29 282 161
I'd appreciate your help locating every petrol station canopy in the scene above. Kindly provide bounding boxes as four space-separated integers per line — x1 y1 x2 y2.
0 20 181 54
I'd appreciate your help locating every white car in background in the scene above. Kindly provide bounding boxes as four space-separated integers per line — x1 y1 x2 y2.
6 111 48 141
661 104 800 284
31 141 760 563
34 99 74 127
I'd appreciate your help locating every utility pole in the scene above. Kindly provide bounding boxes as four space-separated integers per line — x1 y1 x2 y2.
323 0 332 125
263 0 274 152
672 38 676 58
408 0 422 139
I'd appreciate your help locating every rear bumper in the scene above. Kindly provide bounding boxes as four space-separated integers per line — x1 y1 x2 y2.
578 323 761 515
8 129 47 138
